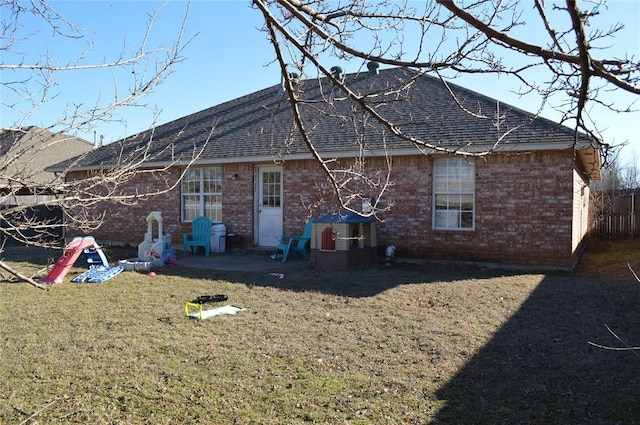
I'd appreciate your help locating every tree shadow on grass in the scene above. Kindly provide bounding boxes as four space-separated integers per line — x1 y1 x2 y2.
161 256 640 422
434 274 640 424
159 258 518 298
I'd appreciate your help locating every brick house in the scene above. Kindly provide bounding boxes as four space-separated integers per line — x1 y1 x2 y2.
58 67 602 270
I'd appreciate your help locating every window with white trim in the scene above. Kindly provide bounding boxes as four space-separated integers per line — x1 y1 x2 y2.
433 157 474 230
181 167 222 222
261 171 281 208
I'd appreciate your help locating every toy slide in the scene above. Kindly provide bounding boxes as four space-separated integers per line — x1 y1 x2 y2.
40 236 98 284
71 244 123 283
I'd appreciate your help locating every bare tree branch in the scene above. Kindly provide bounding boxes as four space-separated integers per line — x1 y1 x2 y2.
628 262 640 283
588 324 640 357
0 1 206 287
252 0 637 215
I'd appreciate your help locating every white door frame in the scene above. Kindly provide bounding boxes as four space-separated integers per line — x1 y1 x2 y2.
254 164 283 247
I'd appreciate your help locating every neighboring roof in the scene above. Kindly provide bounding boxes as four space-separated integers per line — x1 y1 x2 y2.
55 67 602 176
0 126 94 189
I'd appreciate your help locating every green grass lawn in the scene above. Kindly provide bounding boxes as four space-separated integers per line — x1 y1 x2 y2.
1 240 639 424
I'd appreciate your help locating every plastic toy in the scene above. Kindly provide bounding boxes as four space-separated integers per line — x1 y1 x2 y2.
40 236 122 284
192 294 228 304
184 302 244 320
138 211 171 267
72 242 123 283
162 249 177 265
72 265 123 283
120 212 173 271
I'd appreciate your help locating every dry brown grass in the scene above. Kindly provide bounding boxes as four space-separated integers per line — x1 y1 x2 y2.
577 237 640 277
1 239 638 424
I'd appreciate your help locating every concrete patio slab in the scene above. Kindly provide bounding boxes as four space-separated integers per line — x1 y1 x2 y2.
176 251 307 272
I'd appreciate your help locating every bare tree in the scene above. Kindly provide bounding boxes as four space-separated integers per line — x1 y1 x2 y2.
590 147 639 224
4 0 640 288
617 151 640 190
0 1 206 288
253 0 639 216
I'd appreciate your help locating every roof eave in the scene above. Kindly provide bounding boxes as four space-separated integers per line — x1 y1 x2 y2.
59 140 602 172
576 146 602 181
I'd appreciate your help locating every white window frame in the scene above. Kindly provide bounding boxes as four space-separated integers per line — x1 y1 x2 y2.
181 167 222 222
433 157 475 230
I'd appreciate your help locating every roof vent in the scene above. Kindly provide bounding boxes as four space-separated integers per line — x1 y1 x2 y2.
331 66 344 80
281 69 301 92
288 72 300 86
367 61 380 75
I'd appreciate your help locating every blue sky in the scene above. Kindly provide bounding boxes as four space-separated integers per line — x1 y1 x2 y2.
2 0 639 165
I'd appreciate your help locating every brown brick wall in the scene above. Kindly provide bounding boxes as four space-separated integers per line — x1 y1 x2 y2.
222 163 255 238
67 165 256 247
67 168 185 246
280 151 579 269
67 149 582 269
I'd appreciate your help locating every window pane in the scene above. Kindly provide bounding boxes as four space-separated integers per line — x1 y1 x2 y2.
433 158 474 230
461 177 474 192
204 194 222 222
435 210 459 229
434 159 448 175
435 194 448 210
182 169 200 193
202 167 222 193
447 177 461 191
461 212 473 228
434 179 448 192
461 161 474 176
183 195 200 221
461 194 474 211
188 168 200 180
181 167 222 221
262 171 281 207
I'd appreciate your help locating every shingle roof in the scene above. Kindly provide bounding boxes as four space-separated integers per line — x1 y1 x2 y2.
0 126 93 187
60 67 596 170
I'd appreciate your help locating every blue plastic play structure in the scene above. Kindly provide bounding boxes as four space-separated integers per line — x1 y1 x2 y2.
72 243 123 283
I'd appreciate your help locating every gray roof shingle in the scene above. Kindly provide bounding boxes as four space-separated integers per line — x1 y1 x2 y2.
0 126 93 186
61 67 593 170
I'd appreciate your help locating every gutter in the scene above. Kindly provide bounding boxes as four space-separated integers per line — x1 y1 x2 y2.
52 140 601 174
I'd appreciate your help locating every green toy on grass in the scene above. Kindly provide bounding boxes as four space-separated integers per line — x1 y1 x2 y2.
184 302 245 320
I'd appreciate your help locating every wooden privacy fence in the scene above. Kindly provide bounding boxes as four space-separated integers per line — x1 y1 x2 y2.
595 212 640 239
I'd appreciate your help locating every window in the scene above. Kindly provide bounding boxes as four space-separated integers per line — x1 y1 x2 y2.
261 171 281 208
433 157 474 230
181 167 222 222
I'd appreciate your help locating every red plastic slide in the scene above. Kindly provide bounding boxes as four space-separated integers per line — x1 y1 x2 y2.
40 236 97 284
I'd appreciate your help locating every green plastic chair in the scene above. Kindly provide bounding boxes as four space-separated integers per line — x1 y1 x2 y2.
276 221 312 263
182 216 213 256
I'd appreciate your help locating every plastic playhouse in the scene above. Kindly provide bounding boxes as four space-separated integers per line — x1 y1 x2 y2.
119 211 175 272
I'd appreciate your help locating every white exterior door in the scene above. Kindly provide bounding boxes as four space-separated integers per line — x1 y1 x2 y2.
256 165 283 247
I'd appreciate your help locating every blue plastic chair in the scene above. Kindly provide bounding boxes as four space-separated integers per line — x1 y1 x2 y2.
182 216 213 256
276 221 312 263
